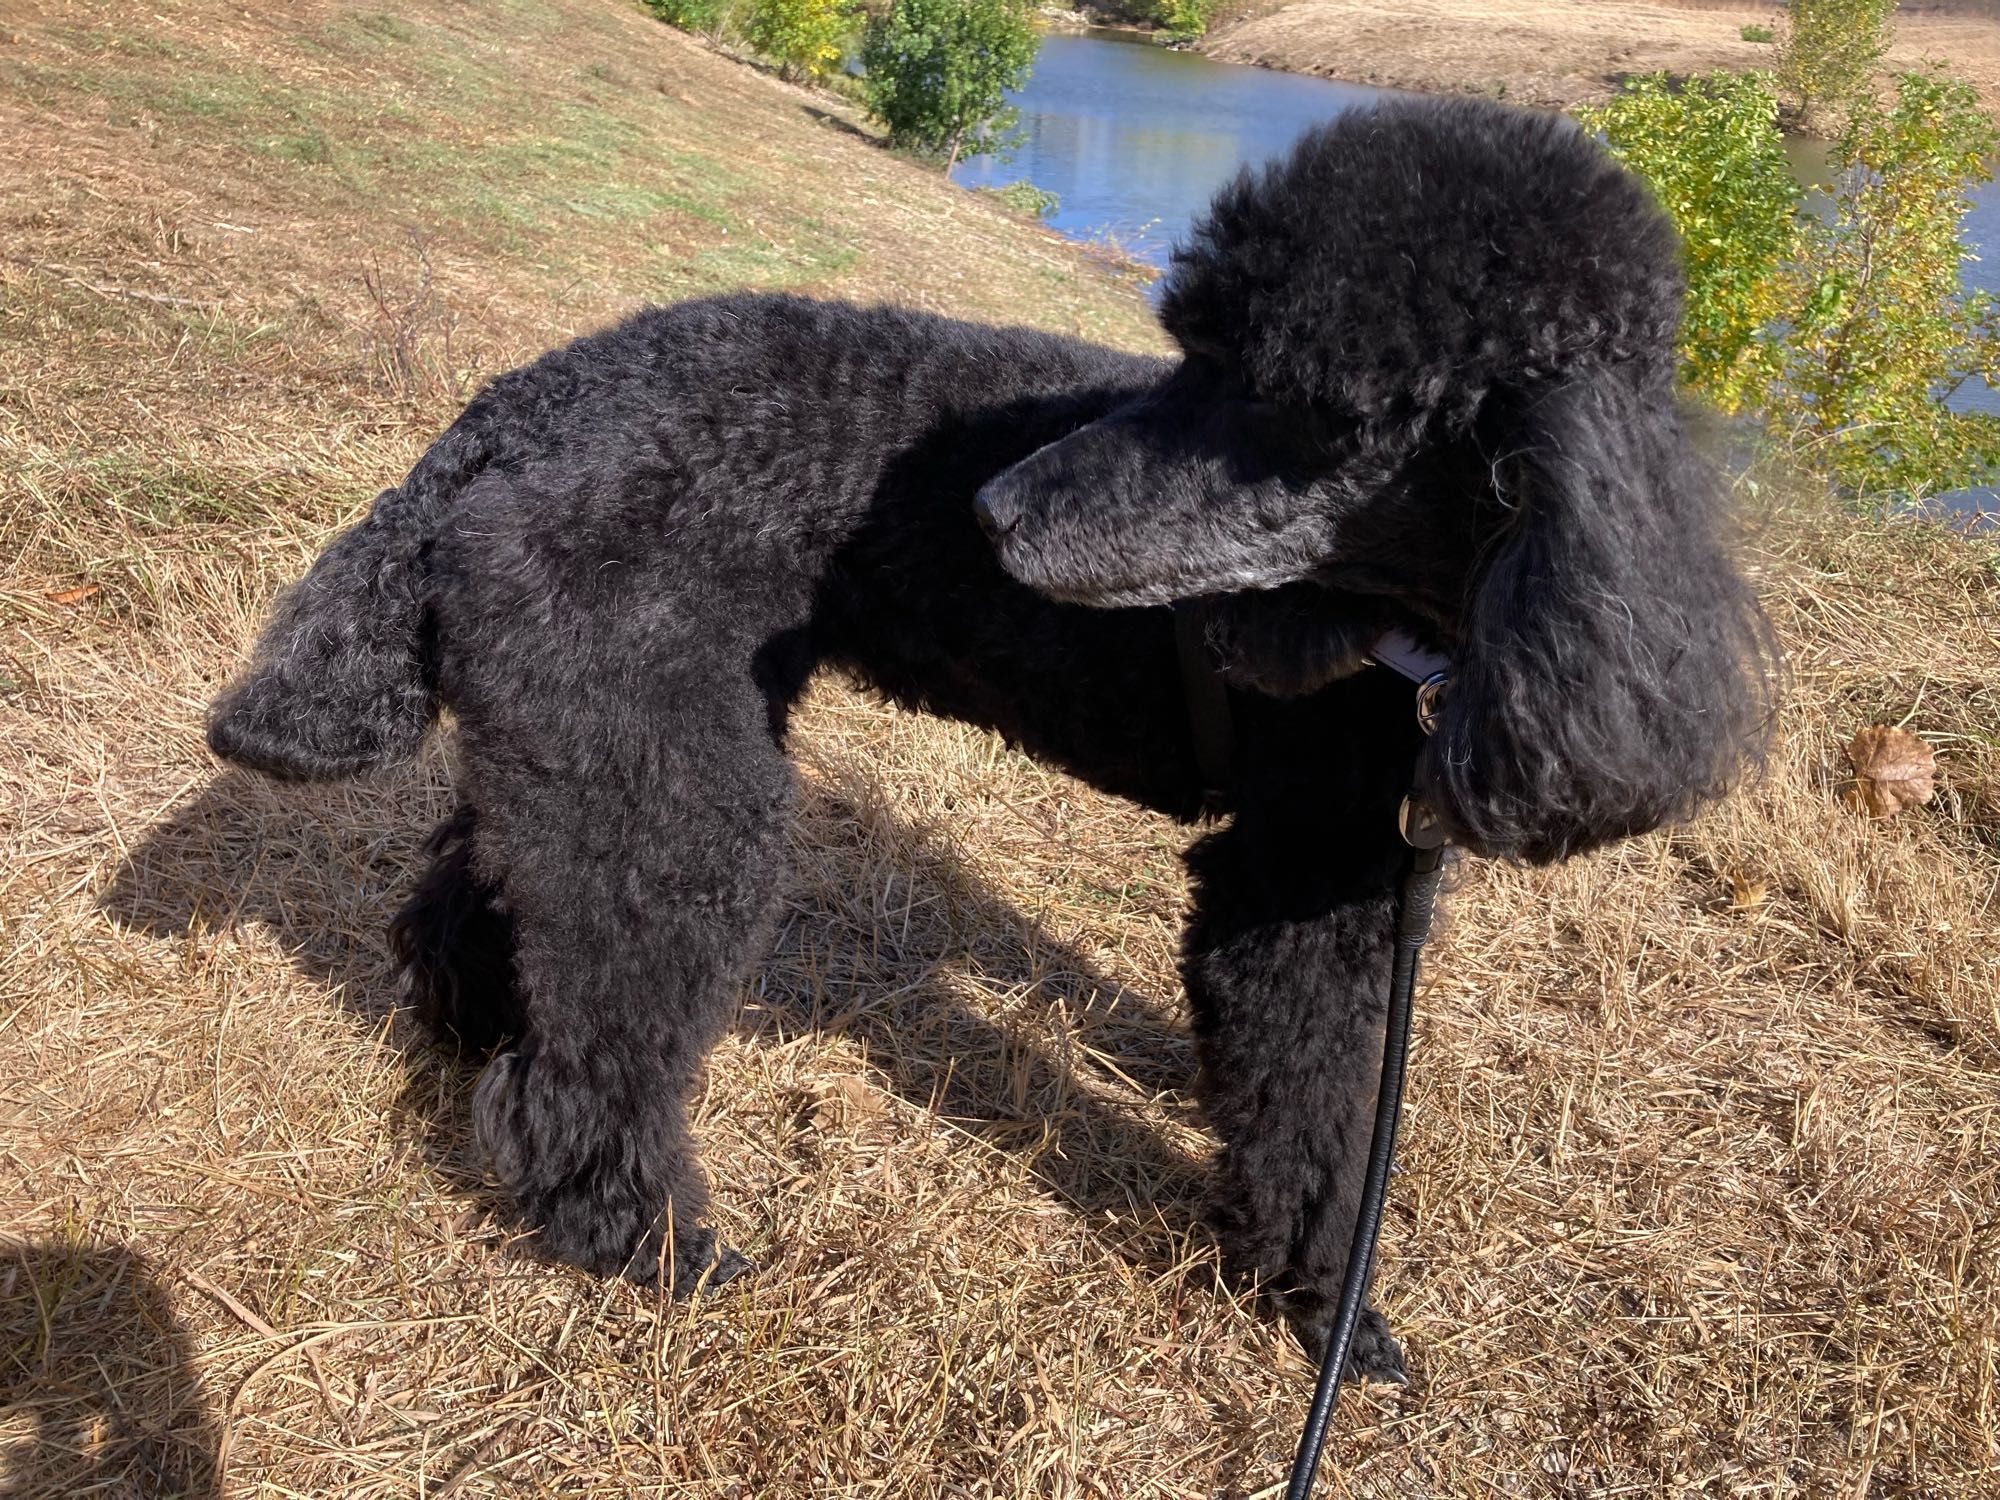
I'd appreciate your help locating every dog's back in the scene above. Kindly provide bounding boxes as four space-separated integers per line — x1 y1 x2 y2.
205 296 1154 781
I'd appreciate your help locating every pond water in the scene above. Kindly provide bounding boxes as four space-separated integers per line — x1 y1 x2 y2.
955 30 1998 514
951 31 1398 266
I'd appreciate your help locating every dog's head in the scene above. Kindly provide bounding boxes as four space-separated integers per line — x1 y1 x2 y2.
975 98 1774 863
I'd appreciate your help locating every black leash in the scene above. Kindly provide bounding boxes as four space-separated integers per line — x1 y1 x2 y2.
1168 616 1451 1494
1283 821 1444 1496
1284 636 1450 1499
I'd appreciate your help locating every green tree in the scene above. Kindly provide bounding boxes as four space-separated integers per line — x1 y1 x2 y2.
645 0 729 38
1580 72 1803 413
860 0 1039 170
1584 65 2000 500
747 0 848 82
1155 0 1214 44
1780 68 2000 496
1778 0 1894 127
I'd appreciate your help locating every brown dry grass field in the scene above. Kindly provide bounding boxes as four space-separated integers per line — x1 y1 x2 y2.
4 0 2000 1495
1202 0 2000 118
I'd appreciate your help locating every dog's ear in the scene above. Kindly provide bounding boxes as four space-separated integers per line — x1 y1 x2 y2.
1426 376 1776 863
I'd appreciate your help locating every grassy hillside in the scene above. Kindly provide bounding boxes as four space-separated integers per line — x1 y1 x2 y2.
3 1 1998 1496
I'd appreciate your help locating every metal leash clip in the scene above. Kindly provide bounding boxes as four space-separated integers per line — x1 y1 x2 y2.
1366 631 1451 851
1398 793 1447 851
1413 673 1448 737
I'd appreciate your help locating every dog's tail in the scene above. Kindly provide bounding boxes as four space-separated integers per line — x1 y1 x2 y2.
206 424 486 782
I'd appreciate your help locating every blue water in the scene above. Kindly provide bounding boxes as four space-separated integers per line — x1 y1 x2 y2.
957 31 1999 515
1786 139 1999 513
952 32 1395 267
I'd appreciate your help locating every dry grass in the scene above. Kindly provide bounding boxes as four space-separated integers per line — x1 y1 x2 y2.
1202 0 2000 122
3 0 1999 1495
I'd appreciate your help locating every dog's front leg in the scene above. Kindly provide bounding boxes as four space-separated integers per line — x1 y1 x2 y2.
1179 680 1419 1381
1183 830 1406 1379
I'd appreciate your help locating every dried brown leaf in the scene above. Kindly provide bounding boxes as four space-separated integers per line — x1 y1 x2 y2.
811 1073 884 1131
1728 870 1769 911
1843 724 1938 817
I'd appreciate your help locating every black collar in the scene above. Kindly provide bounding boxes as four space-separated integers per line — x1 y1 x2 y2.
1172 611 1452 811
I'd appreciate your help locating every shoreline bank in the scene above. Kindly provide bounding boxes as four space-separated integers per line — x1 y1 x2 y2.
1194 0 2000 123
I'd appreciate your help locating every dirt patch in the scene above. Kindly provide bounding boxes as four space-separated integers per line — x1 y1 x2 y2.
1202 0 2000 118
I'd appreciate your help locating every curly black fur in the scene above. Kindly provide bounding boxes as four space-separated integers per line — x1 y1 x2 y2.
388 807 525 1053
205 98 1773 1372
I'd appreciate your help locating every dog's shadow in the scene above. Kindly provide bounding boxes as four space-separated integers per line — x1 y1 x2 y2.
0 1241 222 1498
99 759 1210 1281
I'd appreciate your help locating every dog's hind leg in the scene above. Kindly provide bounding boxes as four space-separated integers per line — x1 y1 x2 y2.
436 608 796 1291
391 807 527 1056
1180 674 1422 1381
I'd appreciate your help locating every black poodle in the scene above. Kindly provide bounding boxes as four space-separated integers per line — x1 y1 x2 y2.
204 98 1772 1376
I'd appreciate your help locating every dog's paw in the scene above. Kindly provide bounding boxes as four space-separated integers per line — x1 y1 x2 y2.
1341 1307 1408 1385
473 1046 739 1291
1296 1305 1407 1386
620 1226 755 1298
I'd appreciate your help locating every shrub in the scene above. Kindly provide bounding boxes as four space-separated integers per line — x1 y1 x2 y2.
1741 23 1775 43
747 0 849 81
983 179 1059 218
1779 0 1894 125
1156 0 1214 44
1579 72 1803 413
1586 65 2000 500
1779 68 2000 495
645 0 727 34
860 0 1039 170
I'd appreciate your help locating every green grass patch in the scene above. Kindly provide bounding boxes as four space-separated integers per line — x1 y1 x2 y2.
980 180 1059 220
344 11 420 46
267 124 337 166
11 11 801 286
686 234 858 289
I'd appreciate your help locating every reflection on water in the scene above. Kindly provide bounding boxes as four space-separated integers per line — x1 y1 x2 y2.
961 31 1997 513
952 32 1392 266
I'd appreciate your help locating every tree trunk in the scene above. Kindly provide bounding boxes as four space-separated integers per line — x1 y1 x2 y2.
945 125 963 174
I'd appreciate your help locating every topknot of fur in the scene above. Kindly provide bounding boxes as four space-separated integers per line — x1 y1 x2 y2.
1159 97 1685 423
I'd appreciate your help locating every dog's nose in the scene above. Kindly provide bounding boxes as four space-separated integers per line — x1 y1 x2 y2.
973 484 1021 541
